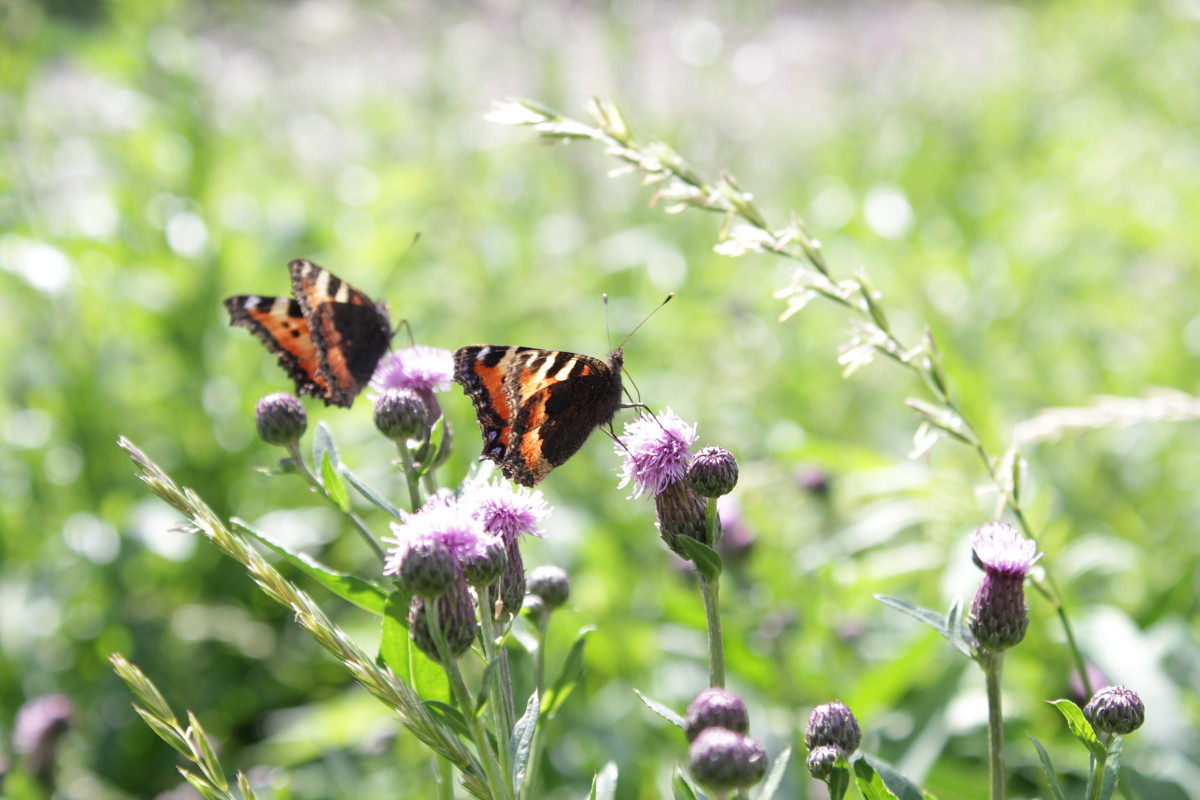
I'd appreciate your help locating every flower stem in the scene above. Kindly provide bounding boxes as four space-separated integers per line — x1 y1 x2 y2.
394 439 424 512
477 594 514 792
981 649 1006 800
699 573 725 688
522 611 552 800
1084 738 1109 800
285 443 386 562
437 755 454 800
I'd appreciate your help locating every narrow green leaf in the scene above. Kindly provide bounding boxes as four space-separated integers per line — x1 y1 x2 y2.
1028 735 1067 800
414 416 448 478
510 690 540 792
853 757 898 799
312 421 338 469
754 744 791 800
320 452 351 512
237 772 260 800
187 711 227 790
589 762 618 800
863 753 923 800
827 760 852 800
1048 700 1106 759
674 535 723 580
671 766 700 800
633 689 685 729
234 519 388 615
380 590 450 704
179 768 223 800
876 595 950 637
1099 747 1121 800
133 706 191 757
943 598 974 657
340 463 404 520
543 626 595 718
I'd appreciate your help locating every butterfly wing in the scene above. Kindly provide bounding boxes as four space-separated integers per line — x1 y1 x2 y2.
289 259 393 407
224 295 330 399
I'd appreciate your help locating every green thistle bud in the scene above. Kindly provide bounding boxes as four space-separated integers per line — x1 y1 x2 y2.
804 701 861 754
526 565 570 610
496 535 525 619
1084 685 1145 735
397 541 458 599
408 581 477 663
374 388 428 441
656 478 711 556
462 537 507 588
687 446 739 498
684 688 749 742
805 744 842 780
687 728 767 792
254 393 307 446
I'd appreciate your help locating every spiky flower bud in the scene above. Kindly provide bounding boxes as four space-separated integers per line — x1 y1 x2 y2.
684 688 749 742
656 479 711 555
1084 686 1145 735
967 522 1040 652
374 388 428 441
397 540 458 599
804 701 862 754
408 581 477 663
687 446 739 498
806 744 842 780
254 393 307 446
687 728 767 792
462 537 507 588
497 534 526 619
527 565 570 610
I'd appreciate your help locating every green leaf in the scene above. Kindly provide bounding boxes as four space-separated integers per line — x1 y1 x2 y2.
754 744 791 800
339 463 404 520
862 754 923 800
543 626 595 719
675 535 723 580
633 689 685 729
827 760 852 800
1028 735 1067 800
671 766 700 800
875 595 975 658
233 519 388 615
380 590 450 704
414 416 448 477
312 421 339 469
320 451 350 512
1048 700 1106 759
589 762 618 800
510 690 540 792
853 757 898 799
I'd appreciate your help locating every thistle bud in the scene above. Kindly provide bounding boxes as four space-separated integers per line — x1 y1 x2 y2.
462 537 507 588
374 388 428 441
805 744 842 780
684 688 749 742
656 479 711 555
496 535 525 619
804 701 861 754
526 565 570 610
408 581 477 663
687 446 739 498
967 522 1040 652
255 393 307 446
687 727 767 792
1084 685 1145 736
397 540 458 599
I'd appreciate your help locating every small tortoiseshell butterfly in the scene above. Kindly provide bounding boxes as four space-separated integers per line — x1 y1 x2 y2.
224 259 392 408
453 346 626 486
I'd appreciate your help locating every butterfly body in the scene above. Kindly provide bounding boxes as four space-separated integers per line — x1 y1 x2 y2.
225 259 391 408
454 345 624 486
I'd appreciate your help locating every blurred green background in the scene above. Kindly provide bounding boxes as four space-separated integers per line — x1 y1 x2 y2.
3 0 1199 797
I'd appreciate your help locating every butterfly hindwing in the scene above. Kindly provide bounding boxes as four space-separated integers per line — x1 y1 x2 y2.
454 345 624 486
225 260 391 408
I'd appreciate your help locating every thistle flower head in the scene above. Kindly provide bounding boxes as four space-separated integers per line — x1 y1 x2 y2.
968 521 1040 651
687 446 739 498
684 688 749 742
687 727 768 792
804 701 862 754
370 345 454 394
460 478 549 542
616 410 698 498
254 392 307 446
373 388 428 441
462 537 507 588
408 581 478 663
805 744 842 780
526 565 570 610
1084 685 1145 735
383 502 490 584
971 521 1041 577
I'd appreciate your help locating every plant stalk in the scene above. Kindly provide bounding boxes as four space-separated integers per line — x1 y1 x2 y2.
982 649 1006 800
286 443 386 562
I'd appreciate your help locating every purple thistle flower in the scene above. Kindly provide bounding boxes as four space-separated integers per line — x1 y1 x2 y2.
460 478 549 542
382 502 490 577
370 345 454 394
971 521 1041 576
968 521 1041 651
616 410 698 498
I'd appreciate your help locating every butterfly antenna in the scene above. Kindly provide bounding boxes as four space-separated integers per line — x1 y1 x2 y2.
380 231 422 300
616 293 674 351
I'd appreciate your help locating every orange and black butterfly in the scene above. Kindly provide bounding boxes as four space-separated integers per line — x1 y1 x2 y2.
224 259 392 408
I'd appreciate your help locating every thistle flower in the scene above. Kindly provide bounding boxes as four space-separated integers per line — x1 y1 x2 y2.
383 503 491 597
460 478 550 618
655 478 710 554
968 521 1041 652
254 392 307 446
684 687 749 742
527 565 570 610
687 727 767 792
1084 685 1145 736
373 388 428 441
616 410 698 499
370 345 453 423
687 446 739 498
804 701 862 755
806 744 841 780
462 537 507 588
408 580 478 663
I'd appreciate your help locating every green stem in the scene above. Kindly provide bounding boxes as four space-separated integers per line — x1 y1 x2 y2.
523 611 552 800
699 573 725 688
286 443 386 562
426 599 512 800
1084 737 1109 800
476 594 514 793
982 649 1006 800
437 755 454 800
394 438 423 511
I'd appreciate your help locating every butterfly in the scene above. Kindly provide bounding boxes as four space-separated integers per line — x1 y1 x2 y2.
453 345 626 486
224 259 392 408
